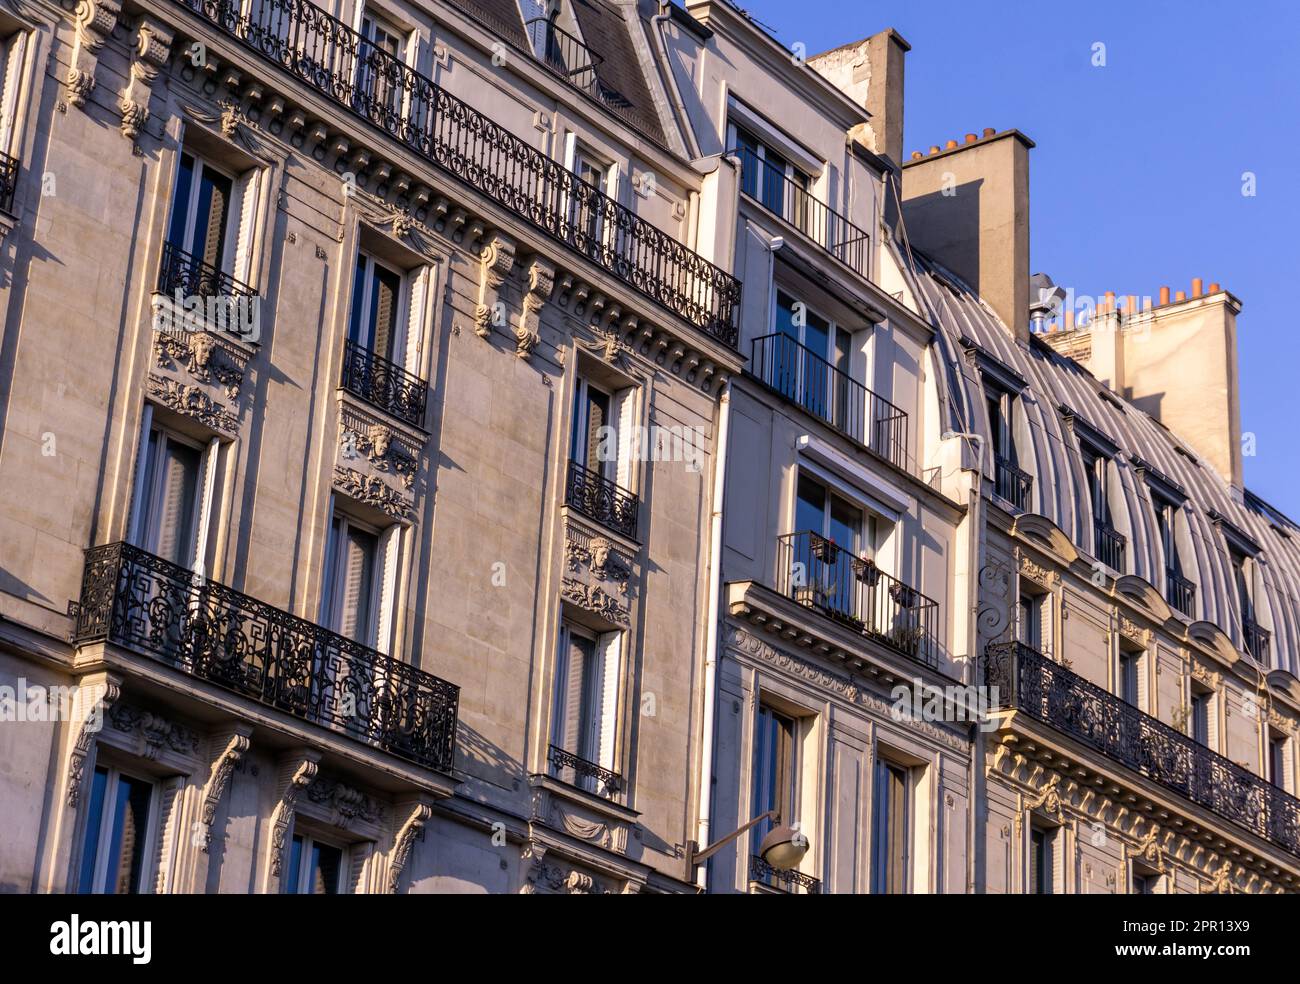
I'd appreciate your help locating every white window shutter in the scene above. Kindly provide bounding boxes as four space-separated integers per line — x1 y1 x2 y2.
374 525 401 655
404 267 428 375
232 168 261 287
192 437 221 578
614 387 635 491
0 33 27 155
596 631 621 772
128 405 155 546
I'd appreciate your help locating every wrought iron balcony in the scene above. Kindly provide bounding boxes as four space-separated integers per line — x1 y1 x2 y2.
70 541 459 772
982 641 1300 859
547 743 622 796
175 0 740 346
730 147 871 281
993 454 1032 511
776 531 939 669
1095 522 1126 571
157 242 258 301
524 17 602 92
0 151 18 214
340 338 428 428
565 459 639 540
1244 619 1271 663
750 333 909 472
750 854 822 894
1167 567 1197 619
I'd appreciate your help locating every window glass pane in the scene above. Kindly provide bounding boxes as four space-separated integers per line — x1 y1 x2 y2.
310 841 343 894
872 760 908 893
106 773 152 894
794 472 826 535
77 766 111 894
285 834 304 895
167 153 195 251
143 433 201 567
192 164 232 271
336 523 378 643
751 705 795 862
828 494 861 553
348 253 369 347
760 148 787 215
735 127 760 200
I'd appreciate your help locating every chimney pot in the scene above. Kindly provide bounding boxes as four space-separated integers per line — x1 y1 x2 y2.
1192 277 1203 298
1065 309 1075 332
929 145 940 155
1159 286 1170 305
911 151 923 160
1175 290 1186 302
945 139 959 150
965 133 978 144
1209 282 1220 293
982 127 996 137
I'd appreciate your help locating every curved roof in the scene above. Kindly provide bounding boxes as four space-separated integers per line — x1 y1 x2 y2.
908 251 1300 678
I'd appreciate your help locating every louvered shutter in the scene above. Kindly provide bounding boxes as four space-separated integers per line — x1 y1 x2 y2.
562 631 592 757
339 525 377 643
596 633 620 772
154 439 200 566
404 267 427 375
232 168 259 286
585 389 607 473
0 33 26 153
613 388 634 490
200 167 232 272
374 525 400 656
372 265 400 361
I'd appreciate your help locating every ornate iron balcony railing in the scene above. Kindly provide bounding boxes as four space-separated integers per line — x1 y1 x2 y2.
750 333 910 472
0 151 18 214
1095 522 1126 571
524 17 602 90
982 641 1300 859
157 241 258 301
730 147 871 281
1244 619 1271 663
749 854 821 894
340 338 428 427
565 459 639 540
547 743 622 796
70 541 459 772
993 454 1032 512
1167 567 1196 619
776 531 939 669
174 0 740 346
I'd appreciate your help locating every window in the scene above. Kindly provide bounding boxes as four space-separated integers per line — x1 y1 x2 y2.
356 6 407 118
130 418 215 570
871 759 910 894
751 703 798 871
987 386 1029 510
0 26 29 162
1018 591 1049 655
569 145 611 248
571 375 615 481
551 621 620 792
1082 443 1123 568
284 833 345 894
773 289 854 427
1190 688 1211 747
348 252 404 364
320 511 383 646
1229 546 1255 626
1119 649 1142 708
168 151 237 275
1269 732 1289 790
1156 493 1195 616
1029 826 1053 895
732 124 810 227
1132 867 1161 894
794 471 873 620
77 765 155 894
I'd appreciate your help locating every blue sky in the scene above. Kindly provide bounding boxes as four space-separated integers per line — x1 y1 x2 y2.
739 0 1300 514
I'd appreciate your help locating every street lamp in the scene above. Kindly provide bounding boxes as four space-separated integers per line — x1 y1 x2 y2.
687 810 809 874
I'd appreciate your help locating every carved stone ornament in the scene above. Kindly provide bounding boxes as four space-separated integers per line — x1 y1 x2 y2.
515 256 555 360
148 373 239 434
66 678 123 809
333 465 412 520
66 0 123 110
269 757 319 879
154 331 245 401
120 17 174 140
306 776 382 828
474 232 516 339
342 423 417 489
1027 772 1064 819
197 732 251 854
387 802 431 894
108 702 201 760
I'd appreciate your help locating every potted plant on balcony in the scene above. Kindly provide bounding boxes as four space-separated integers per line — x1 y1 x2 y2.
809 533 839 564
851 555 882 587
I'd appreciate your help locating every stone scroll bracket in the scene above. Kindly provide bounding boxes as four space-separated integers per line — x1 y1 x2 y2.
515 255 555 360
120 16 174 141
260 748 321 894
473 231 516 340
65 0 123 111
165 723 254 893
383 795 434 894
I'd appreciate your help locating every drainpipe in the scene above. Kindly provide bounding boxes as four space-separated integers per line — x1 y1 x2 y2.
695 379 731 890
652 1 704 161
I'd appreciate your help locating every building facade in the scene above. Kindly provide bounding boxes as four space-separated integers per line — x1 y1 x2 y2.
0 0 1295 895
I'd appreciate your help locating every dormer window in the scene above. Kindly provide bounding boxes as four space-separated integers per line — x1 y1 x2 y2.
1079 441 1124 570
985 384 1031 511
1154 491 1195 617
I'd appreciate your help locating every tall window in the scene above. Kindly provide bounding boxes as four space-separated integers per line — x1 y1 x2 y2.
871 758 910 893
794 471 873 620
987 385 1029 510
77 766 155 894
284 832 345 894
1154 495 1181 577
1229 546 1255 628
1018 591 1049 654
773 289 853 426
732 124 809 226
356 7 406 118
1119 649 1141 708
570 146 610 247
1029 826 1053 895
321 511 381 646
751 703 798 868
132 423 205 568
1190 688 1211 747
168 152 235 274
551 621 619 791
571 375 615 481
0 27 28 162
1269 732 1289 790
1082 445 1111 530
348 252 403 364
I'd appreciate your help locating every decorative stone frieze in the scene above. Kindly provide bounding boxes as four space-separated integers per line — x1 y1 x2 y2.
153 328 248 402
337 400 421 509
306 776 383 830
147 372 240 436
108 702 201 760
562 522 634 626
333 465 412 521
528 783 632 855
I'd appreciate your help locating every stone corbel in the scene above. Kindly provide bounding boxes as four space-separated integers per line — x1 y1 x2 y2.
385 797 433 894
66 0 123 110
474 232 516 339
66 673 124 809
120 16 174 140
261 749 321 893
515 255 555 360
195 726 253 855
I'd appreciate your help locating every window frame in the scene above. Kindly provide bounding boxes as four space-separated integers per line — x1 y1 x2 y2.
347 249 408 365
168 150 242 277
320 508 387 648
76 763 159 895
870 756 912 894
283 830 348 895
129 412 219 573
